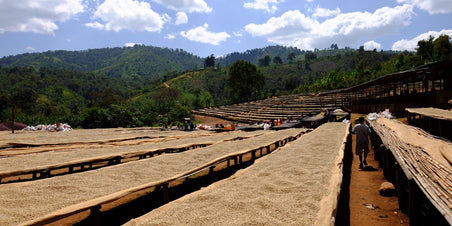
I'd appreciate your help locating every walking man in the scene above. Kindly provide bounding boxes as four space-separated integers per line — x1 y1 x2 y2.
352 117 371 169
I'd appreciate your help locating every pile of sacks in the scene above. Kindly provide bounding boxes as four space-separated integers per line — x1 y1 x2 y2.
367 109 395 121
23 123 73 132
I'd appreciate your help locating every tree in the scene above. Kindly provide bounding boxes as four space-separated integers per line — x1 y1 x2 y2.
433 34 452 61
416 36 434 63
167 103 191 126
273 56 283 65
305 52 317 61
204 54 215 68
287 52 296 62
394 53 405 71
152 87 181 114
226 60 265 103
358 46 365 53
258 55 271 67
356 58 367 82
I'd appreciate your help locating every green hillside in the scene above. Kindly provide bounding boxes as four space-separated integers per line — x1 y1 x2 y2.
0 45 203 80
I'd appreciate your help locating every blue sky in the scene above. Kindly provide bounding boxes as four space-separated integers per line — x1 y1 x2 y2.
0 0 451 58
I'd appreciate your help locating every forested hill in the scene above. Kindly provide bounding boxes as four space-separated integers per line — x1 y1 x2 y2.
217 46 304 66
0 44 367 78
0 45 203 80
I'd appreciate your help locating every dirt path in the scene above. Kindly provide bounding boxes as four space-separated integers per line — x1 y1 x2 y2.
349 115 409 226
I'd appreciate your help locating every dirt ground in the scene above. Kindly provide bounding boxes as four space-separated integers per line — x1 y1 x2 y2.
349 115 409 226
194 114 410 225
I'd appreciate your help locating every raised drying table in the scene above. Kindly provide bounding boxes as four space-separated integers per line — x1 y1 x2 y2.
125 122 350 226
368 117 452 225
406 107 452 141
0 128 307 225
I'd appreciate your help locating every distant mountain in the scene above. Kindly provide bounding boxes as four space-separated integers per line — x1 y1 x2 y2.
0 44 399 83
0 45 331 80
217 45 305 66
0 45 203 80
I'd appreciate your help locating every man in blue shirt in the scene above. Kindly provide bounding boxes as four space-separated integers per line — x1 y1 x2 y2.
352 117 371 169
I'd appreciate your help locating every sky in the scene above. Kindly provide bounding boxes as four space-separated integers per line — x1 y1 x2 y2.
0 0 452 58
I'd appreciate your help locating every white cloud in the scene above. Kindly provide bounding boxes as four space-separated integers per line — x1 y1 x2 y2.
244 0 284 13
233 31 243 37
86 0 165 32
175 12 188 25
125 42 143 47
25 46 35 51
85 21 104 30
392 29 452 51
151 0 211 13
166 34 176 39
313 7 341 18
363 40 381 50
180 23 230 45
397 0 452 14
245 5 415 50
0 0 84 34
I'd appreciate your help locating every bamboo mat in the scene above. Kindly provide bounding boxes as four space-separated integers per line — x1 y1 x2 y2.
369 118 452 223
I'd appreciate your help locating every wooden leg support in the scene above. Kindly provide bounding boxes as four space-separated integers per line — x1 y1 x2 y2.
408 180 420 225
162 183 169 204
90 205 102 226
209 166 215 183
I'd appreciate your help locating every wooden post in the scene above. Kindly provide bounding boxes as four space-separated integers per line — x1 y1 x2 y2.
209 166 215 183
41 169 50 179
162 183 169 204
396 165 409 213
90 205 102 226
408 180 421 225
11 104 15 134
437 119 443 137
